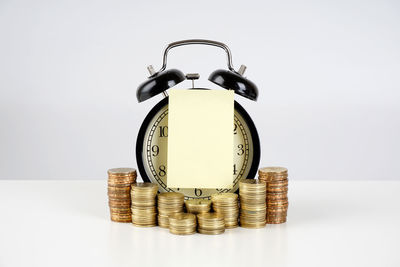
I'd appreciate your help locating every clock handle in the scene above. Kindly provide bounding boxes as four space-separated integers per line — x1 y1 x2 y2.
137 39 258 102
157 39 236 73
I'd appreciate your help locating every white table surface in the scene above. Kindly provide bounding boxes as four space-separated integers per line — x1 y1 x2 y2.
0 180 399 267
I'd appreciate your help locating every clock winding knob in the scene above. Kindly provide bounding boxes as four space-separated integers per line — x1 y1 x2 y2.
238 65 247 75
186 73 200 88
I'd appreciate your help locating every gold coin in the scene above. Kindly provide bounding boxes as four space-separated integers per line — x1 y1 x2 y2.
109 207 131 213
131 206 156 212
198 228 225 235
132 222 156 227
267 194 288 201
108 185 131 191
266 217 286 222
259 175 287 181
239 195 266 202
108 182 135 187
131 183 158 208
267 180 289 188
197 212 225 230
185 199 211 214
198 221 225 228
259 174 287 179
267 186 288 193
107 168 136 186
132 182 158 189
239 180 266 196
266 216 287 223
110 212 132 217
211 193 238 202
132 217 157 222
239 179 266 188
131 200 156 207
267 206 288 212
259 174 288 179
240 203 266 210
240 221 266 229
108 193 131 199
158 192 184 200
109 198 131 203
185 199 212 207
132 218 157 224
110 211 132 223
108 173 136 179
211 193 239 228
168 213 197 235
169 228 196 235
111 217 132 223
108 167 137 175
239 181 266 227
108 182 135 188
157 215 171 228
108 188 131 194
158 208 183 213
267 209 287 215
109 202 131 208
258 167 288 175
260 177 287 183
169 213 196 223
224 223 238 229
268 202 289 208
157 211 183 228
157 192 184 220
197 212 224 221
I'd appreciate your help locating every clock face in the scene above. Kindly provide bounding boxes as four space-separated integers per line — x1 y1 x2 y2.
136 96 260 199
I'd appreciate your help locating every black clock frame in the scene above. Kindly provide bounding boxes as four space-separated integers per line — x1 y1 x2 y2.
135 95 261 192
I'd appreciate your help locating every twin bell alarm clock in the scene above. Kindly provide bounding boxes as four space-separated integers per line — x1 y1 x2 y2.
135 39 260 199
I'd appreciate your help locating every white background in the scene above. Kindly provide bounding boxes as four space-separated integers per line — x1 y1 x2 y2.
0 0 399 180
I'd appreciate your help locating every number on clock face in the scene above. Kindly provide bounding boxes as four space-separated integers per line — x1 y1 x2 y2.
141 104 254 199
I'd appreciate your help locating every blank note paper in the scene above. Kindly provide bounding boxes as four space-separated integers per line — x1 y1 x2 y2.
167 89 234 189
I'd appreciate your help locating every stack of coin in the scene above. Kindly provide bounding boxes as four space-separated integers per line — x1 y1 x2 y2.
168 213 197 235
185 199 212 215
211 193 239 228
131 183 158 227
239 179 267 228
107 168 137 222
197 213 225 235
157 192 184 228
259 167 289 224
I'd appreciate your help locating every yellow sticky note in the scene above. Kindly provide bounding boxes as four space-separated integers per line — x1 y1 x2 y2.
167 89 234 189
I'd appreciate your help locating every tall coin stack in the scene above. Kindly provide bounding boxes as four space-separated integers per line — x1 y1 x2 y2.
168 213 197 235
197 213 225 235
107 168 137 223
239 179 267 228
259 167 289 224
211 193 239 228
185 199 211 215
157 192 184 228
131 183 158 227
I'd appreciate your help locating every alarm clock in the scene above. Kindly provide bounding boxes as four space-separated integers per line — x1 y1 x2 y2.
135 39 260 199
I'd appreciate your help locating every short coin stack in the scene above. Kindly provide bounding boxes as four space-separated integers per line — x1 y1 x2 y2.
211 193 239 228
197 213 225 235
239 179 267 228
157 192 184 228
259 167 289 224
131 183 158 227
185 199 211 215
107 168 137 222
168 213 197 235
